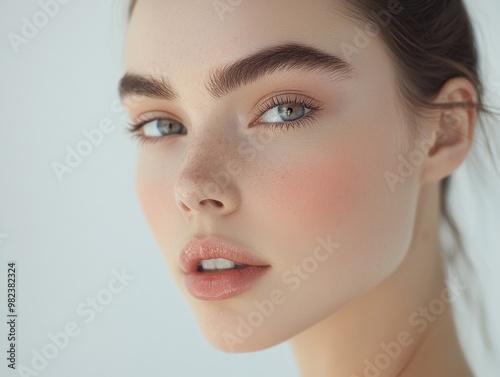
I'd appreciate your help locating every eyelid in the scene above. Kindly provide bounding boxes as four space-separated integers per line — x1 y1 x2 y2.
127 110 184 136
250 92 324 125
132 110 182 126
125 111 185 145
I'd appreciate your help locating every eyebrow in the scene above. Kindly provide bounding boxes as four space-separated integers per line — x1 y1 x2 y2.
118 42 354 102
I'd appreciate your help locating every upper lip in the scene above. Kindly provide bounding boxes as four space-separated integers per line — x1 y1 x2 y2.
179 236 269 273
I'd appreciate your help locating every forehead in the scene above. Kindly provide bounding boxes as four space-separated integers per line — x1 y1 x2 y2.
124 0 358 72
122 0 399 115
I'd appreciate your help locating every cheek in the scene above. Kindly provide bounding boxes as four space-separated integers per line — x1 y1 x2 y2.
260 150 361 230
246 153 360 277
248 130 416 286
135 154 168 226
250 137 377 249
134 151 183 267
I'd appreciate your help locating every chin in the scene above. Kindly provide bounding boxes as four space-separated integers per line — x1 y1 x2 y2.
182 286 350 354
194 312 289 353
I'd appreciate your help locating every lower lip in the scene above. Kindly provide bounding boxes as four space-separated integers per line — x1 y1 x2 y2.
184 266 270 301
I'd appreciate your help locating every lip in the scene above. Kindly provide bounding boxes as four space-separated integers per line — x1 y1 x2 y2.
179 236 270 301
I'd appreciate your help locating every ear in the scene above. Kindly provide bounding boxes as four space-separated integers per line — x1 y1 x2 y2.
420 77 477 183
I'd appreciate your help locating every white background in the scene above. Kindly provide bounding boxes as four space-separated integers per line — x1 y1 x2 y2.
0 1 498 376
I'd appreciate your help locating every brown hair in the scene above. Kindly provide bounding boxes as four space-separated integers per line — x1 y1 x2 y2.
331 0 495 251
328 0 499 353
126 0 498 351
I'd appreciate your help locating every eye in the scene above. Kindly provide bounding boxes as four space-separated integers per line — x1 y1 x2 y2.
252 93 323 131
142 119 186 137
126 116 187 145
260 102 310 123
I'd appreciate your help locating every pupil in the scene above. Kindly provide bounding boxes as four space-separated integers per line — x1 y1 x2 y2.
159 120 176 135
278 103 304 121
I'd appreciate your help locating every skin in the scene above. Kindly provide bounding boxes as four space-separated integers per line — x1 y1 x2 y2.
121 0 477 376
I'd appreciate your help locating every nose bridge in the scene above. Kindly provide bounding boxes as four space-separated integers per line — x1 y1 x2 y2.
180 127 227 181
174 123 239 213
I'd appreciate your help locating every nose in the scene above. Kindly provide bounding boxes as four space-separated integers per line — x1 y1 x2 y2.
174 137 240 218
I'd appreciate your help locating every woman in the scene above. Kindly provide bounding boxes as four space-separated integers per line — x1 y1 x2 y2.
118 0 497 375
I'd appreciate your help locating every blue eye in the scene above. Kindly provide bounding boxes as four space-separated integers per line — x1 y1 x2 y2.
252 93 322 132
260 103 311 123
126 94 322 145
127 117 186 145
142 119 186 137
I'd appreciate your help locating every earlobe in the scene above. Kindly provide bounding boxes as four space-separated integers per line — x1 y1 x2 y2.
420 78 477 183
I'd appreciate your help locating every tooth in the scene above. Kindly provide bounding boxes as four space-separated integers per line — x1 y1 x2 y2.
201 259 217 270
216 258 235 269
200 258 237 271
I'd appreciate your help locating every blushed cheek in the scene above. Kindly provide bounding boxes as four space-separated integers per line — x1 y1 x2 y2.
253 147 366 241
249 133 409 282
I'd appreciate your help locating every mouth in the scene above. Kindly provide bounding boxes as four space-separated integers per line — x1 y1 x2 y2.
179 237 270 301
197 258 248 272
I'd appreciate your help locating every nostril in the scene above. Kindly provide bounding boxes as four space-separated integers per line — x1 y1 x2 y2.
200 199 224 208
179 201 191 212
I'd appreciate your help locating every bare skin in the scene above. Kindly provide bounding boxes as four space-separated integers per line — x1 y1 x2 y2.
290 181 476 377
121 1 478 376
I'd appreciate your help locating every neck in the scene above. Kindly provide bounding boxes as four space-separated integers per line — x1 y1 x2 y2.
289 182 474 377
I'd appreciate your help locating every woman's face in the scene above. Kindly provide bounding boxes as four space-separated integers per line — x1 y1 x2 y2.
122 0 422 352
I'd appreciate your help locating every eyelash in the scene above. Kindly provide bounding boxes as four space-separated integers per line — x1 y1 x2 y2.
126 93 323 146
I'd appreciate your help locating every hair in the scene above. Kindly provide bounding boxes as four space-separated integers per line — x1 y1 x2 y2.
126 0 498 356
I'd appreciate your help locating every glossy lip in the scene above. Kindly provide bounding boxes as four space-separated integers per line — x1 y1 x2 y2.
179 236 269 274
179 236 271 301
